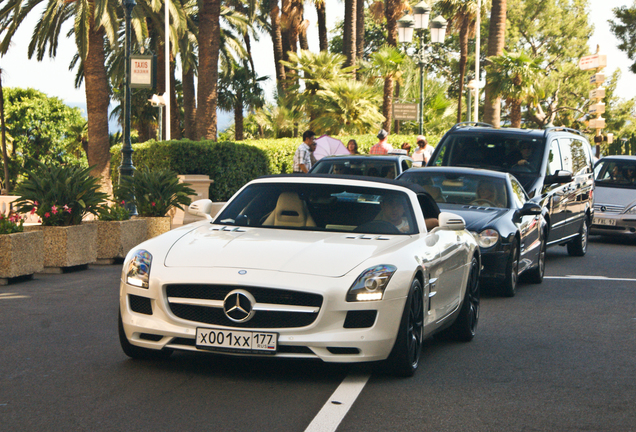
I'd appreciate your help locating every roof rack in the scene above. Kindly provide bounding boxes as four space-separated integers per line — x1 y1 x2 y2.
450 121 494 131
543 126 584 137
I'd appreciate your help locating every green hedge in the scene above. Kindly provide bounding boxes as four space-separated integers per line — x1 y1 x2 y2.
110 140 270 201
110 134 438 202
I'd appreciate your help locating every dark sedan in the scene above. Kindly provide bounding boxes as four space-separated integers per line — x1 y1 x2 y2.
398 167 545 297
309 154 413 179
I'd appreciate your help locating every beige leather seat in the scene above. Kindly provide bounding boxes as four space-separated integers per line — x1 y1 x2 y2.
262 192 316 227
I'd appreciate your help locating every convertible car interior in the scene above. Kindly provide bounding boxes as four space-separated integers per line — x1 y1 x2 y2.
215 183 440 235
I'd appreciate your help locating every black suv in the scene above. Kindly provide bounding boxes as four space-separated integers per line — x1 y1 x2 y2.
428 122 595 256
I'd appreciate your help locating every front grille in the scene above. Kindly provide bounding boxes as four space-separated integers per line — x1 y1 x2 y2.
165 284 323 329
343 310 377 328
594 203 624 214
327 347 360 355
130 295 152 315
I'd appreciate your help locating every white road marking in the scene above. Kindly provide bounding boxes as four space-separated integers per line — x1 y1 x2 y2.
304 372 371 432
0 293 29 299
545 275 636 282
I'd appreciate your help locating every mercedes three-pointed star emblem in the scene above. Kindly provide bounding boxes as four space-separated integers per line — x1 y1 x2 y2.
223 289 256 323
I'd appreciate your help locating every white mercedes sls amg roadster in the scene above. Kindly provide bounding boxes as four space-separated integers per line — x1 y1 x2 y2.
119 175 481 376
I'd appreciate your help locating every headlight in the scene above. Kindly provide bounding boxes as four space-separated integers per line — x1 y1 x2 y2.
125 250 152 288
477 229 499 248
346 265 397 302
625 205 636 215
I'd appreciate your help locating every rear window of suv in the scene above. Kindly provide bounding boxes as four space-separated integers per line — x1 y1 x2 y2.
430 133 545 175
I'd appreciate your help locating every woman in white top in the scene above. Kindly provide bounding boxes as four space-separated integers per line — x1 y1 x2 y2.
412 135 434 167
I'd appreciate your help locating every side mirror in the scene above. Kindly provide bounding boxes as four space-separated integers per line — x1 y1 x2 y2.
439 212 466 231
517 202 542 217
188 199 213 220
546 170 573 185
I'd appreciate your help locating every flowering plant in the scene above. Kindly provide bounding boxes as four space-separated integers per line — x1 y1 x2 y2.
98 187 132 221
0 213 24 234
12 161 109 226
118 167 195 217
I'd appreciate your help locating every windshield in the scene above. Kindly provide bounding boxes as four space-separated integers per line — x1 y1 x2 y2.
399 171 509 208
430 133 545 175
594 160 636 188
214 183 419 234
311 159 399 179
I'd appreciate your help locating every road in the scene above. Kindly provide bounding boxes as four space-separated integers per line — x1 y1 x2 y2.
1 236 635 431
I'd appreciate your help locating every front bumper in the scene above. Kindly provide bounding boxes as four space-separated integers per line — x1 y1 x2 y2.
478 243 512 280
590 213 636 237
119 266 409 364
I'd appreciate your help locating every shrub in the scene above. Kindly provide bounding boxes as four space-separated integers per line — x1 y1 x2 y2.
0 213 24 234
118 167 196 217
12 162 108 226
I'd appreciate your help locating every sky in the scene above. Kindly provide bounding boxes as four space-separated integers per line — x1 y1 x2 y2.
0 0 634 129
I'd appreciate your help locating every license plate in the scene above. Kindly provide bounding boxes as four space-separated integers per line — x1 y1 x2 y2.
196 328 277 353
593 217 616 226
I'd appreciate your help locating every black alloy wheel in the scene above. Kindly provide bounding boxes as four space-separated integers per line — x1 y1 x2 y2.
567 217 589 256
501 239 519 297
386 279 424 377
526 232 546 284
438 256 480 342
118 310 173 360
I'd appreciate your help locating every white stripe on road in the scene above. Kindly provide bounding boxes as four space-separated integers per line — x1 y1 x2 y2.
545 275 636 282
0 293 29 299
304 372 371 432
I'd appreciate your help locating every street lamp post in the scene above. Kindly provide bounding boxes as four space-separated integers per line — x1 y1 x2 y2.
398 3 447 135
120 0 137 214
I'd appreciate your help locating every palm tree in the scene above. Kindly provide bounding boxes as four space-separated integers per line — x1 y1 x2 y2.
310 79 385 135
366 45 407 132
437 0 480 123
343 0 357 68
217 60 268 140
314 0 328 52
280 50 357 124
483 0 508 127
196 0 222 140
0 0 120 193
486 50 541 128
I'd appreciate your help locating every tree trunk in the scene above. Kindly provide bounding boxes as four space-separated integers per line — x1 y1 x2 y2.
85 21 112 195
457 23 469 123
356 0 365 59
316 1 328 52
270 0 286 91
196 0 221 141
385 0 401 47
382 77 394 133
509 99 521 128
182 68 196 140
299 26 309 50
0 72 10 194
169 61 181 139
344 0 356 68
234 93 244 141
483 0 507 127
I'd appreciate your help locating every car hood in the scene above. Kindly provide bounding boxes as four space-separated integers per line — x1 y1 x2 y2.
438 204 509 231
594 185 636 210
163 225 411 277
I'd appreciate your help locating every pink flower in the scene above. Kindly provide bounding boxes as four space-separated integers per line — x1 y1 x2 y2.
51 205 58 215
30 208 36 215
121 201 125 205
44 212 51 218
151 202 156 207
66 207 72 213
34 201 39 206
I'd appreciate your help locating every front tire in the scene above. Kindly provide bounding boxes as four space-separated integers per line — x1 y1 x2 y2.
567 216 589 256
386 279 424 377
526 232 546 284
500 240 519 297
118 310 173 360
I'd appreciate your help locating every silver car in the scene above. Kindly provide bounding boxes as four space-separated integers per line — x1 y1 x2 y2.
591 155 636 237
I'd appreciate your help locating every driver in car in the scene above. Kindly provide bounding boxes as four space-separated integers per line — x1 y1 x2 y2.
375 195 410 233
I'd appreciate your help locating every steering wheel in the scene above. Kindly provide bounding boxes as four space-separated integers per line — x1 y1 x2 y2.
470 199 497 207
353 220 401 234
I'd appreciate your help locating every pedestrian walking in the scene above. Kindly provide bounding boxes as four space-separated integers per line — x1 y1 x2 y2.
369 129 393 155
293 130 317 173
